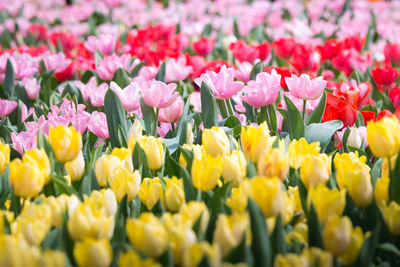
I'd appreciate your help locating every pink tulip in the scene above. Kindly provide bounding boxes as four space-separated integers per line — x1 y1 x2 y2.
165 56 193 82
11 131 37 155
285 74 327 100
189 92 201 113
88 111 109 138
242 70 281 107
11 53 40 80
20 102 34 122
235 62 253 82
110 81 141 112
281 92 320 114
141 79 179 108
42 51 72 73
75 77 108 107
159 97 184 123
84 34 117 55
232 93 246 113
0 99 18 118
194 65 244 100
158 123 172 138
138 66 158 81
96 54 133 80
21 77 40 100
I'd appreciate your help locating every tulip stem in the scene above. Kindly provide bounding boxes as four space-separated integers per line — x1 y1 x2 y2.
388 157 392 178
302 99 307 121
225 99 234 117
171 123 175 133
154 108 159 137
217 99 228 118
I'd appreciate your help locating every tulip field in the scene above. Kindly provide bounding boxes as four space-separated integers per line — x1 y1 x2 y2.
3 0 400 266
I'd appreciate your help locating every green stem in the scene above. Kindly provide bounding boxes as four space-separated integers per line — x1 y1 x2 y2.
154 108 159 137
217 99 228 118
302 99 307 121
171 122 175 133
225 99 234 116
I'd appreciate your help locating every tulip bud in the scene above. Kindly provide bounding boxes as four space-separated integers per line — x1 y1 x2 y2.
48 125 82 162
382 201 400 236
110 168 141 202
375 176 389 206
241 122 275 162
180 201 210 236
165 177 185 212
191 154 224 191
367 116 400 158
126 213 168 257
222 150 247 186
227 180 250 213
139 177 164 210
65 151 85 182
187 123 194 145
202 127 230 157
213 213 249 256
250 177 283 217
111 147 133 172
323 215 352 256
339 227 367 265
183 242 221 267
288 137 321 169
23 148 51 184
257 147 289 181
40 250 66 267
118 250 161 267
73 238 112 267
274 253 308 266
95 155 122 187
127 119 142 142
179 144 205 168
302 247 333 266
347 127 362 148
85 189 117 217
300 153 331 189
0 141 10 175
137 136 165 170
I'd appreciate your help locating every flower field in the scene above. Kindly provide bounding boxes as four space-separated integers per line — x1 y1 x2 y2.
2 0 400 266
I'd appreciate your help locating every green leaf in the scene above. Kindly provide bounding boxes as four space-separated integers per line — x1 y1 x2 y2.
132 142 152 178
208 182 232 215
305 120 343 152
155 61 166 82
390 150 400 204
267 104 278 135
95 50 103 66
244 102 257 123
51 175 79 196
104 89 128 148
131 61 144 77
306 203 324 249
353 223 380 267
163 137 179 155
200 82 218 128
201 23 212 37
371 158 383 188
139 97 156 135
271 215 287 256
61 83 82 102
112 68 131 88
224 233 253 265
41 227 63 250
175 100 190 146
4 58 15 97
249 62 263 80
306 92 326 125
233 19 241 40
246 160 257 178
377 243 400 258
284 96 305 140
0 165 11 208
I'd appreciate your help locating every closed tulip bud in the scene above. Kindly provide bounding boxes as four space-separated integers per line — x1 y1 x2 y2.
288 137 321 169
139 177 165 210
126 213 168 258
241 122 275 162
119 250 162 267
375 176 389 206
165 177 185 212
213 213 249 256
127 119 142 142
111 169 141 202
0 141 10 175
95 155 122 187
74 238 112 267
286 222 308 246
288 186 302 213
10 157 45 198
257 146 289 181
300 154 331 189
381 155 397 178
111 147 133 172
65 151 85 182
308 184 346 224
302 247 333 267
23 148 51 184
323 215 352 256
138 136 165 170
183 242 221 267
179 144 205 168
227 180 250 213
192 154 224 191
347 127 363 148
382 201 400 235
180 201 210 235
367 116 400 158
187 123 194 145
274 253 308 267
222 150 246 186
40 250 66 267
250 177 283 217
44 194 80 227
48 125 82 162
202 127 230 157
339 227 367 265
281 191 295 225
85 189 117 217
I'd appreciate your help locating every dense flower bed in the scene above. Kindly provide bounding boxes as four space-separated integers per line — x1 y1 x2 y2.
2 0 400 266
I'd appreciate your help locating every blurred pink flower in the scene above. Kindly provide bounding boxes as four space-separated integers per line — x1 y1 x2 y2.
165 56 192 82
232 93 246 113
159 97 184 123
158 123 172 138
11 130 37 155
96 54 133 80
20 102 34 122
42 51 72 73
242 70 281 107
75 77 108 107
88 111 109 138
110 81 141 112
189 92 201 113
141 80 179 108
21 77 40 99
194 65 244 99
0 99 18 118
138 66 158 81
285 73 327 100
84 34 117 55
235 62 253 82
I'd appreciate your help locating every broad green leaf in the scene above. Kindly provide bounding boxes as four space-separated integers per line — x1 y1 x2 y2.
284 96 305 140
307 92 326 125
104 89 128 148
201 82 218 128
305 120 343 152
4 58 15 97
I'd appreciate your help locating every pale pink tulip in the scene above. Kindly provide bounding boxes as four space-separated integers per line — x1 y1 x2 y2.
20 102 34 122
21 77 40 99
110 81 141 112
189 92 201 113
165 56 193 82
75 77 108 107
11 130 37 155
96 54 133 80
0 99 18 117
88 111 109 138
11 53 40 80
235 61 253 82
141 79 179 108
138 66 158 81
194 65 244 99
42 51 72 73
285 74 327 100
159 97 184 123
281 92 320 114
158 123 172 138
242 70 281 107
84 34 117 55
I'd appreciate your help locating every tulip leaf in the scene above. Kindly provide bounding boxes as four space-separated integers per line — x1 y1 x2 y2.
61 83 82 103
377 243 400 258
198 255 212 267
41 227 63 250
353 223 380 267
132 142 152 178
105 89 128 148
306 202 324 249
51 174 79 196
175 100 190 146
389 150 400 204
246 160 257 178
163 137 179 155
271 215 287 256
305 120 343 152
179 146 194 171
370 158 383 187
112 68 131 88
267 104 278 135
155 61 166 82
244 102 257 123
208 182 232 215
131 61 144 77
284 96 305 140
249 62 263 80
179 164 200 203
201 23 212 37
139 97 156 135
306 91 326 125
200 82 218 128
233 19 241 40
224 233 253 265
247 199 272 267
4 58 15 97
94 50 103 66
157 247 174 267
0 166 11 208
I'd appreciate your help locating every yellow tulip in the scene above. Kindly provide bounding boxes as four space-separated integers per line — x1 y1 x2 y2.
334 152 372 208
119 250 162 267
48 125 82 162
288 186 302 214
381 155 397 178
139 177 164 210
126 213 168 258
250 177 283 217
40 250 66 267
73 238 112 267
179 144 205 168
257 146 289 181
302 247 333 267
110 147 133 172
339 227 367 265
84 189 117 217
367 116 400 158
24 148 51 184
307 184 346 224
288 137 320 169
281 191 295 225
285 222 308 246
95 155 122 187
110 168 141 202
183 242 221 267
10 156 45 198
179 201 210 236
300 153 331 189
43 194 80 227
274 253 308 267
382 201 400 236
127 119 142 142
191 153 224 191
165 177 185 212
241 122 275 162
0 235 41 267
202 127 231 157
322 215 352 256
65 151 85 182
375 176 389 206
0 141 10 175
222 150 247 186
227 180 250 213
138 136 165 170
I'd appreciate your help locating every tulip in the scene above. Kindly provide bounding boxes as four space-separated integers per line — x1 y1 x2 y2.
250 177 283 217
300 154 331 189
274 254 307 266
21 77 41 100
191 154 224 192
322 92 357 128
0 99 18 118
44 194 80 227
192 37 215 56
165 56 193 82
65 151 85 182
0 141 10 175
179 144 205 168
285 73 327 100
382 201 400 236
302 247 333 266
371 65 398 91
85 189 117 217
257 146 289 181
48 125 82 163
272 38 296 59
367 116 400 158
288 137 321 169
222 150 247 186
241 122 275 162
118 250 161 267
110 81 141 112
110 169 141 202
84 34 117 55
127 119 143 141
10 157 45 198
281 191 295 225
165 177 185 212
227 181 250 213
137 136 165 170
159 97 184 123
23 148 51 184
375 176 389 206
73 238 113 267
183 242 221 267
126 213 168 258
323 215 352 256
96 54 133 80
179 201 210 235
0 235 41 266
110 147 133 172
95 155 122 187
87 111 109 138
40 250 66 267
339 227 367 265
0 210 13 235
141 79 179 108
138 177 164 210
307 184 346 224
385 43 400 66
202 127 230 157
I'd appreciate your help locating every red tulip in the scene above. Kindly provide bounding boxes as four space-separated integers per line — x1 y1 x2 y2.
322 92 357 128
264 66 298 90
384 43 400 66
257 41 271 61
317 39 341 62
192 37 215 56
28 24 48 42
229 40 260 63
389 87 400 109
361 111 376 125
272 38 296 59
371 65 398 91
